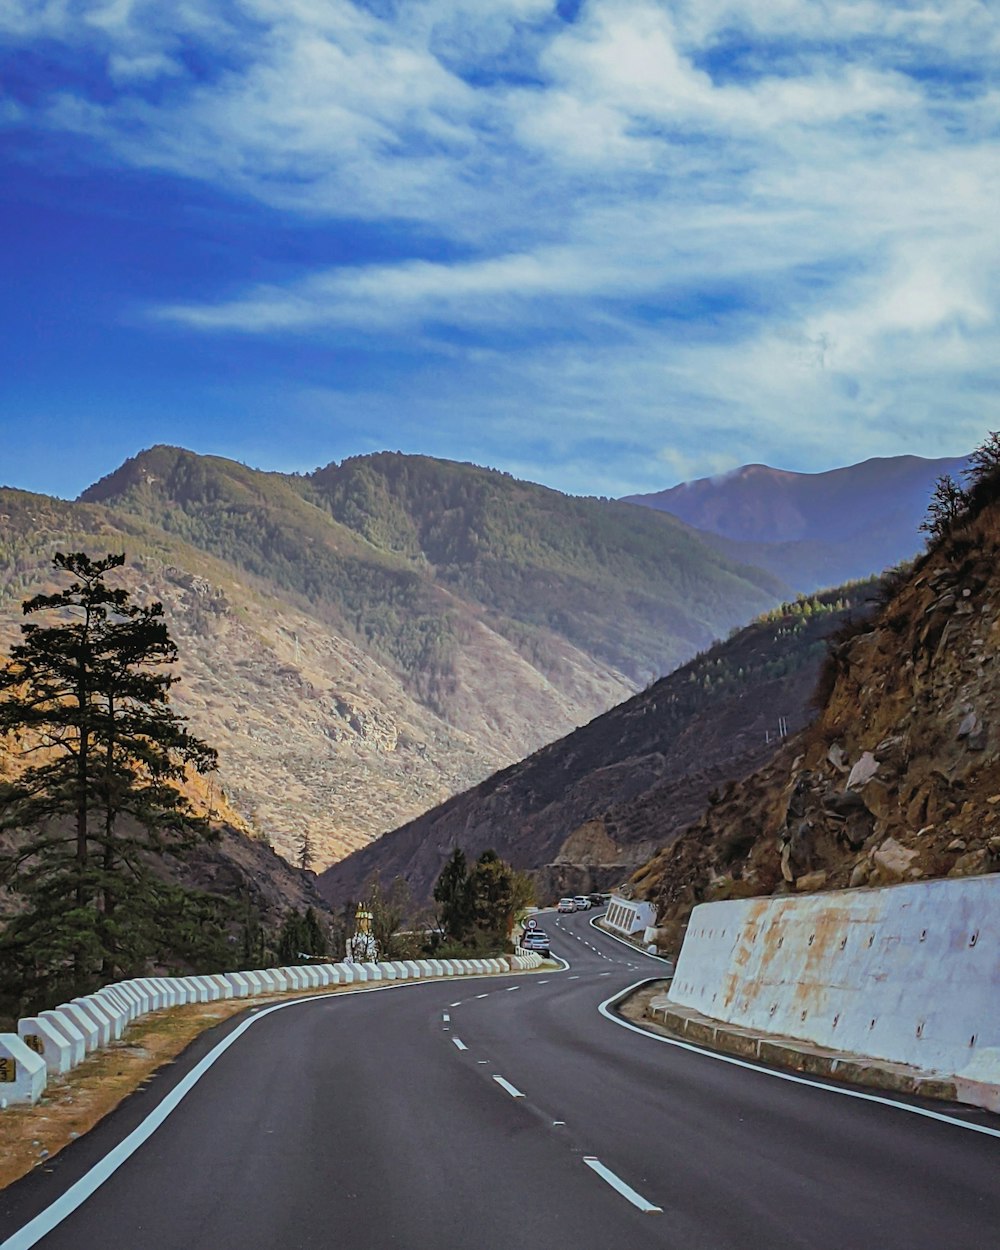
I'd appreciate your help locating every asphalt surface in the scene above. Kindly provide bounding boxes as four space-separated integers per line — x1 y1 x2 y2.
2 909 999 1250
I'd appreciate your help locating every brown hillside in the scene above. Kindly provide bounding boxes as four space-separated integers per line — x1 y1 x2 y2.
319 583 873 907
635 502 1000 955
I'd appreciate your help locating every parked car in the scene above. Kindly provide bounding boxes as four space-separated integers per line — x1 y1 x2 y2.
573 895 591 910
521 930 550 956
557 897 577 913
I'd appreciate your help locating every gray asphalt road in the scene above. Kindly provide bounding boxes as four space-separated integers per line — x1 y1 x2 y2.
2 910 999 1250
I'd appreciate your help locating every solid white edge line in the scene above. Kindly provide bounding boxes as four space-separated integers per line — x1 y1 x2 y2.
451 1037 468 1051
492 1075 525 1098
4 970 536 1250
588 913 674 965
597 980 1000 1141
583 1157 662 1214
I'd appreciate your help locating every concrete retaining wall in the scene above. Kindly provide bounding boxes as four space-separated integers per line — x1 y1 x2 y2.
0 950 543 1106
669 875 1000 1104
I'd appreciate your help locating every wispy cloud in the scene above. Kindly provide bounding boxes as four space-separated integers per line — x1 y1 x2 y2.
2 0 998 492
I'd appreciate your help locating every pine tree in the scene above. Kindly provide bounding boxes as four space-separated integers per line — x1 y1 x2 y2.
0 552 219 1012
433 848 475 944
297 830 314 871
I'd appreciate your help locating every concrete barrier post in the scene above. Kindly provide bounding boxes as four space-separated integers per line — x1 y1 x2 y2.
361 963 382 981
223 972 252 998
17 1018 74 1075
38 1011 86 1067
103 984 140 1021
204 974 234 999
57 1004 101 1053
0 1035 47 1107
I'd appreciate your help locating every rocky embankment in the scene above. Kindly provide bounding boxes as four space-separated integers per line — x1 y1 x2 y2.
636 503 1000 954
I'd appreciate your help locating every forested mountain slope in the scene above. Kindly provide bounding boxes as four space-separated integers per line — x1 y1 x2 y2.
319 582 875 907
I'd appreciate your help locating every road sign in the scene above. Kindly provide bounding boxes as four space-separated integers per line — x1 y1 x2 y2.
526 918 537 930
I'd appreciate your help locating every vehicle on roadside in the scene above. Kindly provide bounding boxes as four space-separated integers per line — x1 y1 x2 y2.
573 895 591 910
557 897 577 913
520 930 550 956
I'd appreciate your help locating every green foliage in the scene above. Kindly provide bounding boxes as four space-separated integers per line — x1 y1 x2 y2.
0 551 221 1015
432 847 533 949
277 906 327 963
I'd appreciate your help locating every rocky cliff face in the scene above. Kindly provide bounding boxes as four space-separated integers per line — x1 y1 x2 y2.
636 501 1000 954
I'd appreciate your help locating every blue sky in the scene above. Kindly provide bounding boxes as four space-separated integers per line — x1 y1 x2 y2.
1 1 997 501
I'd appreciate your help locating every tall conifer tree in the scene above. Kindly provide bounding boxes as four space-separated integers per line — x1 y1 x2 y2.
0 552 219 1010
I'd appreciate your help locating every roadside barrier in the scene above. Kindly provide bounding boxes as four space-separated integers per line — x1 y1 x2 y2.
669 874 1000 1111
0 950 543 1107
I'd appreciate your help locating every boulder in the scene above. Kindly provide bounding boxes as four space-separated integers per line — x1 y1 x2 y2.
847 752 879 790
872 837 918 879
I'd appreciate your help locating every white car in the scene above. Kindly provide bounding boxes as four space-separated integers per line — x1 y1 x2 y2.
557 897 577 913
520 930 550 955
573 896 591 910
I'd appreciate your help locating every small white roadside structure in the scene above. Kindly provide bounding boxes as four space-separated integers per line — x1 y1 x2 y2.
603 895 657 938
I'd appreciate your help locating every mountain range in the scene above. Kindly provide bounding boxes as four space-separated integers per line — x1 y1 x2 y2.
623 454 966 592
1 444 959 890
2 446 782 869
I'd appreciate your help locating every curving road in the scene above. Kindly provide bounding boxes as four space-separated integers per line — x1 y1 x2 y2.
2 909 999 1249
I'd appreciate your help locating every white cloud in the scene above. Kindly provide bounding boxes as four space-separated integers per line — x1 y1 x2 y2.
4 0 999 487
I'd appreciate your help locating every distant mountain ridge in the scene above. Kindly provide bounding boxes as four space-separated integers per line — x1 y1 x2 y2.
622 454 968 592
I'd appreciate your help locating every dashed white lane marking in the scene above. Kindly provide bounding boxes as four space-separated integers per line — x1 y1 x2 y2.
450 1001 461 1007
476 993 490 999
493 1076 525 1099
583 1158 662 1214
552 1120 566 1126
452 1037 468 1051
599 972 611 977
506 986 520 992
569 975 580 980
539 980 549 984
442 1013 450 1022
477 1060 488 1064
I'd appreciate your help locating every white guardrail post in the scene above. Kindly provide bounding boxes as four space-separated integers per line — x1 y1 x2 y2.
4 940 543 1110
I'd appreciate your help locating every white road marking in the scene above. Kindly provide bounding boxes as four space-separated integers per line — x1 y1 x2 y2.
569 975 580 980
597 981 1000 1142
506 986 520 992
539 980 549 984
477 1060 488 1064
599 972 611 977
451 1037 468 1051
552 1120 566 1126
442 1013 450 1022
583 1157 662 1214
476 993 489 999
450 1001 461 1007
2 981 456 1250
492 1075 525 1098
